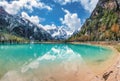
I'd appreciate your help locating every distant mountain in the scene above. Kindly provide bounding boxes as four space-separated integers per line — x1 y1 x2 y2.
69 0 120 41
0 6 53 42
42 26 73 40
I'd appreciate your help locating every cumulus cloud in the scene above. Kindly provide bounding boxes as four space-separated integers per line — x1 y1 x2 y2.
80 0 98 12
21 11 57 31
60 8 81 32
21 9 81 36
40 24 57 31
53 0 98 13
21 12 40 25
21 12 57 31
0 0 52 15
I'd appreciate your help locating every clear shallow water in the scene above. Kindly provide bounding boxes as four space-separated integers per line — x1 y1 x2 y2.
0 43 114 81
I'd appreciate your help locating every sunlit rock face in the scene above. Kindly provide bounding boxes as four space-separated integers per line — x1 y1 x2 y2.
98 0 117 10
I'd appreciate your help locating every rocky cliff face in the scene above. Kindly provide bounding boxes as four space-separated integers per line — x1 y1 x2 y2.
69 0 120 41
0 7 53 42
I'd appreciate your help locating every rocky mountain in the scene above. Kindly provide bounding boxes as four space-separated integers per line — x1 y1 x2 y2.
42 26 73 40
0 6 53 42
69 0 120 41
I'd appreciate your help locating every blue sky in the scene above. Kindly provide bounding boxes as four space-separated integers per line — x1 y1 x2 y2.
0 0 98 32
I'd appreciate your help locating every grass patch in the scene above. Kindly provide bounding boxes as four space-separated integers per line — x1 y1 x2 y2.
0 32 29 43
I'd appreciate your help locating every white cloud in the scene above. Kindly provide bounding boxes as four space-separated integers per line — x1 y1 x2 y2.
80 0 98 12
41 24 57 31
54 0 98 13
60 8 81 32
20 9 80 38
38 8 81 35
0 0 52 15
21 12 40 25
21 12 57 31
54 0 72 5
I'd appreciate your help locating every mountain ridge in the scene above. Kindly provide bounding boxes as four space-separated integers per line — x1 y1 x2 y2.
0 6 53 42
68 0 120 42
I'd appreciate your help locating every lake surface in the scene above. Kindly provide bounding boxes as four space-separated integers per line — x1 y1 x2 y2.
0 43 115 81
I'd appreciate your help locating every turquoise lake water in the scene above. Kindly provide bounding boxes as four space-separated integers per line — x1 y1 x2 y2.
0 43 114 81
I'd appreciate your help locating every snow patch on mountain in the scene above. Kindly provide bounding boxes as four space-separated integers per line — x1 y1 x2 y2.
40 24 74 40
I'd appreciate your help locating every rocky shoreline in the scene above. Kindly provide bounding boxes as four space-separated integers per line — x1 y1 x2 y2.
86 43 120 81
91 55 120 81
69 42 120 81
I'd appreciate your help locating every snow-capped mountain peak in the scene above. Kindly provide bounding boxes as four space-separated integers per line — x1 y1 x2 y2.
40 25 74 40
